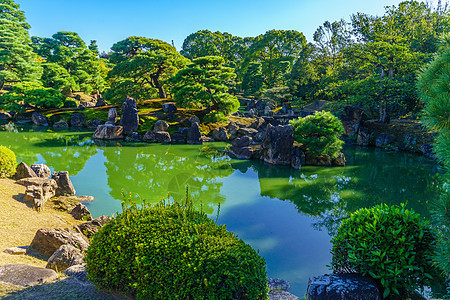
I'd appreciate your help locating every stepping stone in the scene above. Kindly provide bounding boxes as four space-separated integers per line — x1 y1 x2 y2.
0 264 57 287
3 247 28 255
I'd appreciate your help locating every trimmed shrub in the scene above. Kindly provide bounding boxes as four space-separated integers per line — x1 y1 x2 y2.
85 202 268 300
331 203 439 298
289 111 344 158
63 100 78 108
203 111 228 124
0 146 17 178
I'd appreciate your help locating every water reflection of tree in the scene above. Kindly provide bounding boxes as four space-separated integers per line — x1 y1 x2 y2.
101 143 233 214
251 147 440 235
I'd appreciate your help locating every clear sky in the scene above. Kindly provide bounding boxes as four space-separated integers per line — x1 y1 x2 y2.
16 0 410 52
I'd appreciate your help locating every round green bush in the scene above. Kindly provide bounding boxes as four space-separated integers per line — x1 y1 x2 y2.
85 202 268 300
203 111 228 124
63 99 78 108
289 111 344 158
331 203 439 298
0 146 16 178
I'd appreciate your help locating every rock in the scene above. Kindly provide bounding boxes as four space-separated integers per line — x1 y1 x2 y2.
21 178 57 211
0 264 58 287
107 108 118 124
170 132 186 144
95 98 106 107
153 120 169 132
70 204 92 221
31 112 48 126
0 112 12 120
73 216 112 239
230 147 253 160
162 102 177 113
211 127 229 141
29 228 89 257
306 274 381 300
187 122 202 145
51 171 76 196
53 121 69 128
305 154 332 167
268 278 291 292
232 136 252 148
261 124 294 166
120 96 139 135
143 131 171 143
332 152 346 166
340 106 364 137
419 144 434 157
4 246 28 255
227 121 239 137
51 196 94 212
291 145 305 169
250 117 265 129
357 126 370 147
17 177 56 187
70 113 87 127
189 115 201 125
269 290 299 300
30 164 51 178
87 119 104 129
264 105 274 116
375 134 396 147
64 264 88 282
93 124 124 139
125 132 142 142
238 127 258 137
268 278 299 300
202 136 214 142
14 162 37 180
46 244 84 272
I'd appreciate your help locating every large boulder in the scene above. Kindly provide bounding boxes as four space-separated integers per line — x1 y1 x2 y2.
189 115 201 125
29 228 89 257
170 132 186 144
291 145 306 169
332 152 346 167
70 113 87 127
306 274 381 300
230 136 254 159
268 278 299 300
305 154 332 167
19 177 57 211
187 122 202 145
64 264 88 282
51 171 76 196
73 216 112 239
53 121 69 128
162 102 177 113
71 204 93 221
211 127 229 141
261 124 294 166
120 96 139 135
46 244 84 272
107 108 118 125
93 124 124 139
375 134 396 148
30 164 51 178
0 264 57 287
87 119 104 129
14 162 37 180
340 106 364 136
31 112 48 126
153 120 169 132
227 121 239 138
143 131 171 143
357 126 371 147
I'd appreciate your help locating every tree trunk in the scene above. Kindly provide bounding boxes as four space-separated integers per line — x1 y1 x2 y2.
378 102 390 124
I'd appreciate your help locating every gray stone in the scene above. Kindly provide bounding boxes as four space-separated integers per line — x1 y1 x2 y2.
261 124 294 166
357 126 370 147
269 290 299 300
125 132 142 142
29 228 89 257
20 178 57 211
30 164 51 179
143 131 171 143
227 121 239 138
64 264 88 282
3 246 28 255
73 216 112 239
232 136 252 148
291 145 305 169
162 102 177 113
332 152 346 167
31 112 48 126
70 204 92 221
93 124 124 140
238 127 258 137
0 264 57 287
375 134 396 148
87 119 104 129
95 97 106 107
120 96 139 135
189 115 201 125
340 106 364 136
211 127 229 141
46 244 84 272
14 162 37 180
250 117 265 129
306 274 381 300
187 122 202 145
53 121 69 128
153 120 169 132
170 132 186 144
268 278 291 292
229 147 253 160
107 108 118 124
70 113 87 127
52 171 76 196
305 154 332 167
419 144 434 157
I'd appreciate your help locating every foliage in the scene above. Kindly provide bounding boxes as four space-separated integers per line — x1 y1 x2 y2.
264 86 292 107
203 111 228 124
85 201 268 300
331 203 439 298
170 56 240 116
63 99 77 108
0 145 16 178
290 111 344 158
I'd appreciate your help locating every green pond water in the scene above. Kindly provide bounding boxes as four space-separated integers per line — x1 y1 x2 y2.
0 123 442 295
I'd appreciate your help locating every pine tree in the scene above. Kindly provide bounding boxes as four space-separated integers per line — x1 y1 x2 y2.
0 0 42 90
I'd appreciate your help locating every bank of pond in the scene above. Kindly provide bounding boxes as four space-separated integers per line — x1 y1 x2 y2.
0 123 443 296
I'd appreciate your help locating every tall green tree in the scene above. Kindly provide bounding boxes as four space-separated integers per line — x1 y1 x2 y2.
170 56 239 116
106 37 188 102
0 0 42 90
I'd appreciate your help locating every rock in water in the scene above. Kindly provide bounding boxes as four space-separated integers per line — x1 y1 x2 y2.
70 113 87 127
306 274 381 300
187 122 202 145
31 112 48 126
52 171 76 196
261 124 294 166
46 244 84 272
93 124 124 139
120 96 139 135
0 264 57 287
143 131 171 143
14 162 37 180
29 228 89 257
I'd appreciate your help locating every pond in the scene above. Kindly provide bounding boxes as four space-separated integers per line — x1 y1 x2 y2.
0 123 442 295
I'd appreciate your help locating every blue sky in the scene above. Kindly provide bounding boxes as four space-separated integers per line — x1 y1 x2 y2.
17 0 409 52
